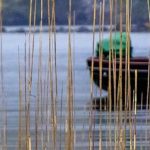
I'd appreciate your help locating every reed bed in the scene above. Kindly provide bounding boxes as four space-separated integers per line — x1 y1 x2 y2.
0 0 150 150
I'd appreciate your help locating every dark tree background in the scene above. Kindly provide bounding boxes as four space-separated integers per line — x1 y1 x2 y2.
2 0 149 26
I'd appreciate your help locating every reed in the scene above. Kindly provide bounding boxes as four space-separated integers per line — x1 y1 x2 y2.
98 1 104 149
114 0 124 148
118 0 123 127
112 0 118 149
52 0 58 148
133 70 137 150
148 0 150 23
24 33 28 150
18 48 22 150
108 0 114 148
47 0 58 149
26 0 36 148
124 0 132 148
47 0 53 149
51 2 57 148
35 0 44 149
28 0 32 72
24 0 36 148
59 82 64 150
47 1 53 149
88 0 97 149
1 0 150 149
28 136 32 150
65 0 74 149
30 0 36 93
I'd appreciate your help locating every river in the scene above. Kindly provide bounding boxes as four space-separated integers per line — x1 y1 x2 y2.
1 32 150 149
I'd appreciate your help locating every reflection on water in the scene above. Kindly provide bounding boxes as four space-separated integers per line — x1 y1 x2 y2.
1 32 150 149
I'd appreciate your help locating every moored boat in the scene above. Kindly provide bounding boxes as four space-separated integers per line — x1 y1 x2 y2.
87 56 149 108
86 32 149 109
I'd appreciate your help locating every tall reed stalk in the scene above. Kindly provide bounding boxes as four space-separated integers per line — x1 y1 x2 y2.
2 0 150 149
108 0 114 148
65 0 74 149
88 0 97 149
47 0 58 149
124 0 132 148
18 48 23 150
112 0 117 148
98 1 105 149
133 70 137 150
47 0 53 149
118 0 123 125
34 0 43 149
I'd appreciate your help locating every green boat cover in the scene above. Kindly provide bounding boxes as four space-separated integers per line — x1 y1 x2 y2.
96 32 132 57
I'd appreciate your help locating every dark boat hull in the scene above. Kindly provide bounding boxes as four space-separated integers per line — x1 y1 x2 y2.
87 57 149 108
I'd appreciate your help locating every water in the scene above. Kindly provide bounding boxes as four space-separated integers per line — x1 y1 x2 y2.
1 32 150 149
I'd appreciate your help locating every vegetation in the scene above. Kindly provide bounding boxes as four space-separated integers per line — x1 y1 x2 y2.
2 0 149 26
0 0 150 149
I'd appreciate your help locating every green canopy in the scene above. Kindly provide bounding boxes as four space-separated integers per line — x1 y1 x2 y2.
96 32 132 57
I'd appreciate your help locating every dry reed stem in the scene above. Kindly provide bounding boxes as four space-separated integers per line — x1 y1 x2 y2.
125 0 132 148
72 10 76 150
116 0 123 148
47 1 54 149
113 1 117 149
65 0 74 149
98 1 103 149
133 70 137 150
47 0 58 149
30 0 36 93
1 0 150 149
18 48 23 150
59 82 64 150
52 0 58 107
28 136 32 150
28 0 32 72
51 0 58 131
52 1 58 149
34 0 44 149
118 0 123 118
147 0 150 22
39 0 43 147
124 2 128 147
27 0 37 149
123 0 133 149
3 112 7 150
127 0 133 149
24 33 28 150
108 0 113 148
26 0 36 147
88 0 97 149
106 98 109 149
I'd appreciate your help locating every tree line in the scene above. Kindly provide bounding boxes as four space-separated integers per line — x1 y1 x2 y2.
2 0 149 27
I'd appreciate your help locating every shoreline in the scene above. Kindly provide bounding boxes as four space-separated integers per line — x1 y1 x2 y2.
2 25 150 33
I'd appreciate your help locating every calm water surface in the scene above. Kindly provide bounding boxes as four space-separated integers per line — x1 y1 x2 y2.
1 32 150 149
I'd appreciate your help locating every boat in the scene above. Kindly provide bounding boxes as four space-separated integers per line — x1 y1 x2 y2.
86 33 149 109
